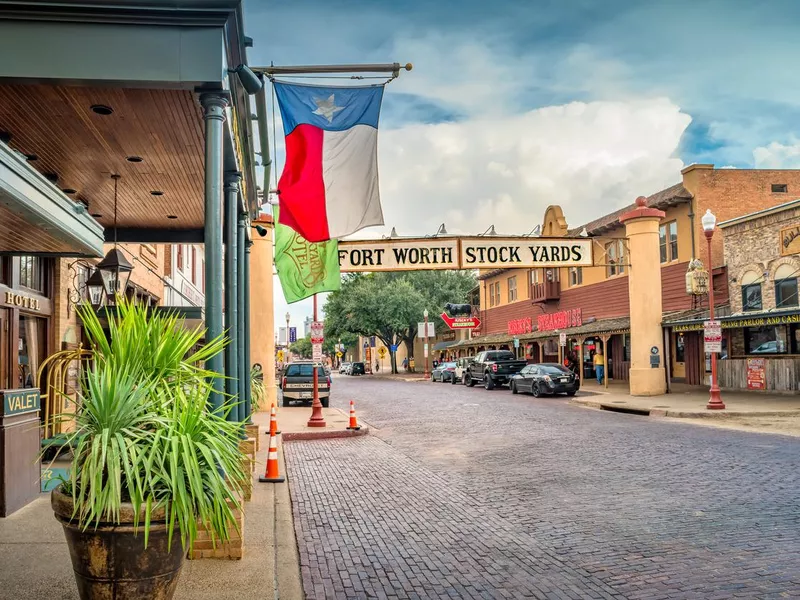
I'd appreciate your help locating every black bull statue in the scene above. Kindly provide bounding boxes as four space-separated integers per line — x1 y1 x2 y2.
445 303 473 317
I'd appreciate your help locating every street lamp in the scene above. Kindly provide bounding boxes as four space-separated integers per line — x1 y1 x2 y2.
702 209 725 410
423 309 430 380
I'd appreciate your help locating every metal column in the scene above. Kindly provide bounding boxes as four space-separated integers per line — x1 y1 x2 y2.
244 238 253 423
200 93 228 413
224 173 240 422
237 215 247 426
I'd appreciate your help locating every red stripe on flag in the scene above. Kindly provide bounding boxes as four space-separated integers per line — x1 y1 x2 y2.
278 124 329 242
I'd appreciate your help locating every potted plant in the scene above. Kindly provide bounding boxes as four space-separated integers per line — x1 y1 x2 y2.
51 301 245 599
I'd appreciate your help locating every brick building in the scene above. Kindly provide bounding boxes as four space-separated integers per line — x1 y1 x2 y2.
452 165 800 391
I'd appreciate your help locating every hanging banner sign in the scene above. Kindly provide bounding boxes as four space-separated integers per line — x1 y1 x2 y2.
441 312 481 330
337 237 593 272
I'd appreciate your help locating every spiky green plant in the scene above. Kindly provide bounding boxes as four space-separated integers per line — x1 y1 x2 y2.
250 365 265 413
60 299 245 549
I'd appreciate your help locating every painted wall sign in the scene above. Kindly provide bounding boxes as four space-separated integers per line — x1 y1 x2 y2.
780 224 800 256
507 317 533 335
2 388 41 416
3 291 42 311
537 308 583 332
337 237 593 272
672 312 800 332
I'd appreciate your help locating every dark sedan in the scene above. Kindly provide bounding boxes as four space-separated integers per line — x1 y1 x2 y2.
431 361 457 382
509 363 579 397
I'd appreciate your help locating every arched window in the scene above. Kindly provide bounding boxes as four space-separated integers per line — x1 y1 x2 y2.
740 271 762 311
775 264 798 308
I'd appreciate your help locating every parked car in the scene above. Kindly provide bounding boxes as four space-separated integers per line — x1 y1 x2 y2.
465 350 527 390
349 362 366 376
452 357 474 385
339 362 351 374
510 363 579 397
431 361 457 382
280 361 331 407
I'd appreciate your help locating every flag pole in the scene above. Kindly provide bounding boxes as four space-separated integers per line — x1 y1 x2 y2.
307 293 327 427
253 63 412 77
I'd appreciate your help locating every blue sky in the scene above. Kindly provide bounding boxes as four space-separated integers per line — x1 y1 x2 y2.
244 0 800 325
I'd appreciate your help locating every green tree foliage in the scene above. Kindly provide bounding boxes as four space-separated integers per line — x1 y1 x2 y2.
323 271 476 373
289 334 313 359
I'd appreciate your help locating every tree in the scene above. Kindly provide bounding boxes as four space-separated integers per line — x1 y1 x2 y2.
289 334 312 359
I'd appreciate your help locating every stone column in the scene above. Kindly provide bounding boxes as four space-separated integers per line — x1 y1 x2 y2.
250 215 277 409
619 197 667 396
224 173 240 422
200 92 229 412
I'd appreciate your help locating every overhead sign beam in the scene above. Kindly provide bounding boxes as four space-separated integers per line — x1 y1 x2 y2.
337 237 593 272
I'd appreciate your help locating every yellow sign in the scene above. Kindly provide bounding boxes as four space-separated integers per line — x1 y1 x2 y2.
377 347 388 358
780 224 800 256
277 350 284 362
672 312 800 332
336 351 343 358
3 291 41 311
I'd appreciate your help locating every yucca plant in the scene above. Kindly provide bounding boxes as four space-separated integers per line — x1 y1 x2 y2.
58 299 245 550
250 365 265 413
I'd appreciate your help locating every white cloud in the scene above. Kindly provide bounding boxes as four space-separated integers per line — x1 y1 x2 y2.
753 141 800 169
374 97 691 237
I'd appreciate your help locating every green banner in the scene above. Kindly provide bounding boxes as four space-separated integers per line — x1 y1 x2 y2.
274 207 341 303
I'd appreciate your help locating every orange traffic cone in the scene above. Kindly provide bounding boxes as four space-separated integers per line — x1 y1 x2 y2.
258 432 285 483
346 400 361 431
268 404 281 436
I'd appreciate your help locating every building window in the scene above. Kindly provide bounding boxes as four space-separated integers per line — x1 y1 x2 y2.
569 267 582 287
18 256 46 293
507 276 517 302
19 315 47 388
605 240 625 277
177 244 183 270
744 325 790 355
493 282 501 306
531 269 540 284
741 283 762 311
775 264 798 308
675 332 686 363
771 184 788 193
659 221 678 263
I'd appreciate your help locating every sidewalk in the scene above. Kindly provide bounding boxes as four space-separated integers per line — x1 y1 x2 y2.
255 405 370 440
0 419 304 600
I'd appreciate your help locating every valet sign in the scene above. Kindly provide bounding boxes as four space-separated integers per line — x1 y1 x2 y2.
337 237 593 272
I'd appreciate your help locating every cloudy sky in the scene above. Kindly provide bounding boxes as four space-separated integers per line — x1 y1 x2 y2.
244 0 800 328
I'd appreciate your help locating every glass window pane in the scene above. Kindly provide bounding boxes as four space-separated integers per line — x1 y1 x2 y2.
18 316 47 388
776 278 798 308
742 284 762 311
669 222 678 261
659 225 667 263
745 326 788 355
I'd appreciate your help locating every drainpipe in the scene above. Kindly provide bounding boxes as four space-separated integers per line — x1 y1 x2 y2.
688 199 696 260
255 82 272 210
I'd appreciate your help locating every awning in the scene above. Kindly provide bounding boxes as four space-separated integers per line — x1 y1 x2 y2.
451 332 514 348
433 340 457 351
664 307 800 332
0 143 104 256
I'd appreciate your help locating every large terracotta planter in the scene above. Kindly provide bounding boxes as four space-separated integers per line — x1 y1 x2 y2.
52 489 185 599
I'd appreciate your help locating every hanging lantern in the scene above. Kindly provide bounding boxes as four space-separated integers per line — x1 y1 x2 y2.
85 269 106 307
96 248 134 301
685 259 709 295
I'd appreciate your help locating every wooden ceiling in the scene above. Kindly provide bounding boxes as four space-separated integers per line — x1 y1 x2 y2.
0 83 206 231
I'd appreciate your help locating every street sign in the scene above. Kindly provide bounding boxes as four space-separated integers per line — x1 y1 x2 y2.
377 347 388 358
417 322 435 338
703 320 722 353
559 332 567 347
423 343 429 358
289 327 297 343
277 350 284 362
312 343 322 362
389 344 399 352
310 321 324 344
336 351 343 358
513 337 520 349
440 312 481 330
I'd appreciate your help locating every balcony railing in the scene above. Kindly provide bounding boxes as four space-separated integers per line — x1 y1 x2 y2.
531 280 560 303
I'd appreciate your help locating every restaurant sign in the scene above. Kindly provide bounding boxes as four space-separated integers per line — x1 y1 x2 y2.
337 237 593 272
508 317 533 335
780 224 800 256
537 308 583 332
673 312 800 332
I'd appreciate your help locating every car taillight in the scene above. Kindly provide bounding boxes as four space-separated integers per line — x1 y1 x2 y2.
492 364 498 372
327 376 332 386
282 377 287 388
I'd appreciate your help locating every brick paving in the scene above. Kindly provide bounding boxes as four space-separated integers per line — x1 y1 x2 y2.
284 377 800 599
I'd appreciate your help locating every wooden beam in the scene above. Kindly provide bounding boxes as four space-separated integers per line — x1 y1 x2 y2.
105 228 204 244
577 337 585 386
601 334 610 389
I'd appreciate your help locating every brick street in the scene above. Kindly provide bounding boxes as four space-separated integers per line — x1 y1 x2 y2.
284 377 800 599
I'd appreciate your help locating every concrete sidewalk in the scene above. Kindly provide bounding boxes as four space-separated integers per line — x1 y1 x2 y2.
0 424 303 600
255 405 370 440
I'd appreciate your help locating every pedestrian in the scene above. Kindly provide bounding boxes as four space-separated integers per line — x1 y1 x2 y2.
593 347 605 384
402 357 408 371
375 360 380 373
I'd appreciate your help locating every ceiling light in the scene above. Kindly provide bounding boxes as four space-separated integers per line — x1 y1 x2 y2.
0 132 11 144
91 213 103 218
151 190 164 196
44 173 59 183
126 156 143 163
167 215 178 219
62 188 77 194
90 105 113 116
25 154 38 161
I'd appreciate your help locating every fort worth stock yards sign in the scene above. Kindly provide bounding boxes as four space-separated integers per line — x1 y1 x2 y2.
337 237 593 272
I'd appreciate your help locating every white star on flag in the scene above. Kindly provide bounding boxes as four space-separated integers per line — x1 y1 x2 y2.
312 94 345 123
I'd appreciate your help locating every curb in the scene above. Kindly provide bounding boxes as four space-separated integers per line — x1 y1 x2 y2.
282 427 370 441
569 399 800 419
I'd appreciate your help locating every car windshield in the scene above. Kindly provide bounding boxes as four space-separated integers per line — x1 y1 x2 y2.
444 362 456 368
540 365 570 375
285 364 325 377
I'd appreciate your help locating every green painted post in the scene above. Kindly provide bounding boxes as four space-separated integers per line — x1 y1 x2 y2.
200 93 228 413
237 216 247 429
244 238 253 423
224 174 240 422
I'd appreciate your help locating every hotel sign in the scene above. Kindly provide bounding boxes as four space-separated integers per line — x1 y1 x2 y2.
781 224 800 256
337 237 594 272
3 291 42 311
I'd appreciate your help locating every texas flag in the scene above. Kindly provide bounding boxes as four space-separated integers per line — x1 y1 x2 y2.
274 81 385 243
